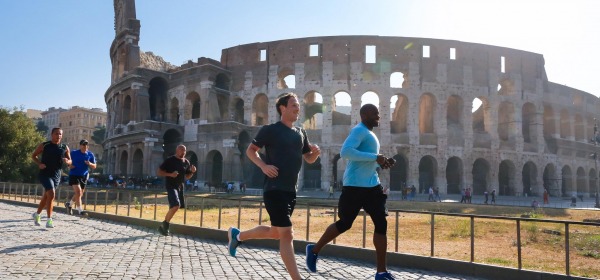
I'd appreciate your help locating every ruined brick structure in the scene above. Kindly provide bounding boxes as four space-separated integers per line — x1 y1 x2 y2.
105 0 600 197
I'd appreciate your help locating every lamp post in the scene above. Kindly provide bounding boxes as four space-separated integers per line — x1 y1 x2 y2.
592 119 600 208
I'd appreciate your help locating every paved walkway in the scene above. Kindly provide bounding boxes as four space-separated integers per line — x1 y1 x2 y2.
0 202 485 280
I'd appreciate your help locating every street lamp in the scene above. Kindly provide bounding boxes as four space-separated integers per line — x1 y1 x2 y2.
591 119 600 208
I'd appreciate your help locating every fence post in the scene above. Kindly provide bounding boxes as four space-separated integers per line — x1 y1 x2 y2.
565 223 570 276
430 213 435 257
127 192 131 217
115 191 120 215
139 195 144 219
84 188 89 210
20 184 24 201
517 219 522 270
258 202 263 226
183 194 187 225
2 182 5 199
395 211 399 252
94 190 98 211
237 199 241 229
218 199 222 229
200 198 204 227
362 210 367 248
154 193 158 221
333 206 337 245
470 216 475 263
306 204 311 241
104 190 109 213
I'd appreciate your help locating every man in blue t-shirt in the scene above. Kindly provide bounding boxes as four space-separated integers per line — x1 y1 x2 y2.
306 104 397 280
226 93 320 280
65 139 96 216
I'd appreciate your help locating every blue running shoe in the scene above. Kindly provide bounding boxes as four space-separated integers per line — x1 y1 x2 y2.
305 244 318 272
375 271 396 280
227 227 241 256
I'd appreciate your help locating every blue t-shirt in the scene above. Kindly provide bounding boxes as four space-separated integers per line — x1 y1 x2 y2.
69 150 96 176
340 122 380 188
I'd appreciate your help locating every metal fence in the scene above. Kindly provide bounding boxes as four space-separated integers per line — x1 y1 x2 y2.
1 181 598 278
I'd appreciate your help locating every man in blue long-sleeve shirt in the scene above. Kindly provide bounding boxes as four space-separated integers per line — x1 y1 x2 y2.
306 104 397 280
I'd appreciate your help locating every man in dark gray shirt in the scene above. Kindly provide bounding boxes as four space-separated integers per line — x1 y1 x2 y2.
226 93 320 280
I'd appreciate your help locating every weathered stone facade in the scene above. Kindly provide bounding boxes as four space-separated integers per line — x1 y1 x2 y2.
105 0 600 197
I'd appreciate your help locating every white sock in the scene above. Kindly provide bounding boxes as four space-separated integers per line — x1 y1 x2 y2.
236 235 241 241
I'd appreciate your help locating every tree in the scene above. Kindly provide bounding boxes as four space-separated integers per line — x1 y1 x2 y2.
0 107 45 182
92 126 106 145
36 120 49 136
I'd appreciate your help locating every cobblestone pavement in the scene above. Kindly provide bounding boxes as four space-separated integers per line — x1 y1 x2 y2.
0 202 485 280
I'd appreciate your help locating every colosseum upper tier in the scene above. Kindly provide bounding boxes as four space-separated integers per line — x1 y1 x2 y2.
105 0 599 197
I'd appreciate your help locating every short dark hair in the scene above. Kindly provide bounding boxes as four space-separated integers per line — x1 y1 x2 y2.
51 127 62 134
275 92 298 116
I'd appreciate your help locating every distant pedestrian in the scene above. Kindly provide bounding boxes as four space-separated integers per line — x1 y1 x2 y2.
428 186 434 201
543 189 549 204
484 191 489 204
460 188 466 203
31 128 71 228
328 184 334 199
491 189 496 205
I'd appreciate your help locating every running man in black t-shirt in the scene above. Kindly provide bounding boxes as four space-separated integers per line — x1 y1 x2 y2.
227 93 320 280
156 144 196 236
31 127 72 228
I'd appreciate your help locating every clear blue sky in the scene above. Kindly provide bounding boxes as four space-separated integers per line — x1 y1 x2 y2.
1 0 599 111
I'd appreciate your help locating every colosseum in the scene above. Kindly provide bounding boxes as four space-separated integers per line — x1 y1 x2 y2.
104 0 600 198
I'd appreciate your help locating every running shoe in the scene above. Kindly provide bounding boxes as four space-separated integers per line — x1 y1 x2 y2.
158 225 169 236
32 213 41 226
227 227 241 256
65 201 73 215
305 244 318 272
375 271 396 280
46 218 54 228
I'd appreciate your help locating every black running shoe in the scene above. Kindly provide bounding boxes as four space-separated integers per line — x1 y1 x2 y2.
65 201 73 215
158 225 169 236
79 211 89 218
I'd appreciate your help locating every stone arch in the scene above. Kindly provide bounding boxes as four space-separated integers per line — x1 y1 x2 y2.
215 73 230 91
498 160 516 196
169 97 179 124
560 109 571 139
390 154 408 191
390 72 406 88
332 154 343 186
472 158 490 195
185 92 201 120
303 157 322 189
303 91 323 130
543 163 558 196
186 151 198 181
162 129 182 159
522 102 536 143
543 105 556 137
446 157 463 194
148 77 168 121
122 95 131 124
498 101 515 142
418 155 437 194
119 150 128 176
390 94 408 133
361 91 380 108
132 149 143 177
419 93 436 133
522 161 537 196
332 91 351 125
472 97 489 133
232 97 244 123
447 95 464 146
252 94 269 126
277 67 295 89
576 167 587 196
205 150 223 185
574 114 584 141
497 78 515 96
561 165 573 196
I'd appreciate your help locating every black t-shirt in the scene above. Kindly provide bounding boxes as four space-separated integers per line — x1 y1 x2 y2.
159 155 192 189
252 121 311 192
39 141 68 179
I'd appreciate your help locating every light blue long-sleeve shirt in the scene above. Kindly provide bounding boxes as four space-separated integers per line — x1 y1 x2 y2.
340 122 380 187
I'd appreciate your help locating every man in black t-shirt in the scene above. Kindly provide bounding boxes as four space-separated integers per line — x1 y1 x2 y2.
156 144 196 236
226 93 320 280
